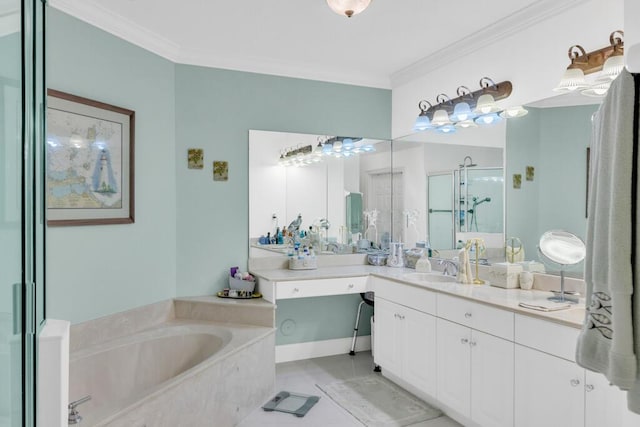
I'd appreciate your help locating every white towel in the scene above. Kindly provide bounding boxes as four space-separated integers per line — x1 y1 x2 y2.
575 69 639 408
457 248 473 284
518 301 572 312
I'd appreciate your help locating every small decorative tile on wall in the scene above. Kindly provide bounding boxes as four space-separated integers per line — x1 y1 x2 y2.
213 161 229 181
187 148 204 169
513 174 522 189
526 166 535 181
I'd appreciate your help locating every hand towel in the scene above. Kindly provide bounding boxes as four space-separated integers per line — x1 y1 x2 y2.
575 69 639 402
518 301 572 312
456 248 473 284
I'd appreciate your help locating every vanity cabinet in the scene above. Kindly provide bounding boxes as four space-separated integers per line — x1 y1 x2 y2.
436 318 514 427
374 297 437 396
373 277 437 397
514 314 640 427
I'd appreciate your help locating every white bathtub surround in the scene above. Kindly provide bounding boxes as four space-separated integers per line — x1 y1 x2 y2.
68 297 276 426
38 319 70 427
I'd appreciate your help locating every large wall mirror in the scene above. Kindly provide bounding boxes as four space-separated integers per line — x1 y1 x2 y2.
392 123 505 258
249 130 392 256
393 93 600 276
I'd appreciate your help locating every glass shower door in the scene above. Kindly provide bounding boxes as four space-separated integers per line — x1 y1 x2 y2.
1 1 45 426
428 173 454 250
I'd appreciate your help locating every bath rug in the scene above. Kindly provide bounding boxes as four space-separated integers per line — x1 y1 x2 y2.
317 374 442 427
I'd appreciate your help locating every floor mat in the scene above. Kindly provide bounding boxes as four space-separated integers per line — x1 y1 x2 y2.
317 375 442 427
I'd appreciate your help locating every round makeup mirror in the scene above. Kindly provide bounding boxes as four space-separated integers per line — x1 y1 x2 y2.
538 230 586 303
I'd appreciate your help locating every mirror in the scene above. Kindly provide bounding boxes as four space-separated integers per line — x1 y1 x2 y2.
392 122 505 261
393 94 599 277
539 229 586 302
539 230 586 265
249 130 392 256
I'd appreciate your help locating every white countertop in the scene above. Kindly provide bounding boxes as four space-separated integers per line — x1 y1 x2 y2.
251 265 587 329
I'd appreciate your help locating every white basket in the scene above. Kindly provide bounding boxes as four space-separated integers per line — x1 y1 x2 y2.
228 276 256 292
288 256 317 270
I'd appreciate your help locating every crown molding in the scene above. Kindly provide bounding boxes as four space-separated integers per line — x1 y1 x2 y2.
49 0 181 62
175 47 391 89
390 0 591 88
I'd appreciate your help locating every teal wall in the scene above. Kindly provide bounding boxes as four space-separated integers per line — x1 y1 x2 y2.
506 105 597 271
47 8 389 344
46 10 177 323
174 65 389 343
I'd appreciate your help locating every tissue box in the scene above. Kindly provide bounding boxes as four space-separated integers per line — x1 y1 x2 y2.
288 256 318 270
489 262 523 289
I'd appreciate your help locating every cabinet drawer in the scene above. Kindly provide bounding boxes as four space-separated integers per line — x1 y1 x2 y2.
276 276 367 299
437 293 514 340
515 314 580 361
373 277 436 315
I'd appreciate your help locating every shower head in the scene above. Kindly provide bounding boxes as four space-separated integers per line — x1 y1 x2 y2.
472 196 491 206
459 155 477 168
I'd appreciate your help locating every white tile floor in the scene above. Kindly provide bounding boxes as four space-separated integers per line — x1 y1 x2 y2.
238 351 462 427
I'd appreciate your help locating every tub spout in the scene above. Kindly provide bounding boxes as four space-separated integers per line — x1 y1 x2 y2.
68 395 91 425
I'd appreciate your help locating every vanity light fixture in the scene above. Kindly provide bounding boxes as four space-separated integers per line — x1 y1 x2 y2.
279 136 375 167
553 30 624 97
326 0 371 18
413 77 527 135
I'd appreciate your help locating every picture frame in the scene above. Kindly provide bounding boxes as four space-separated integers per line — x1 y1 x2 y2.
46 89 135 226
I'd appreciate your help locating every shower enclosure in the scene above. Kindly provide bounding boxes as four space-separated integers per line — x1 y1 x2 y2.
1 1 46 426
428 166 504 250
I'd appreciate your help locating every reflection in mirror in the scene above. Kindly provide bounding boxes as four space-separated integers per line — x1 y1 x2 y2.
249 130 391 256
392 124 505 261
506 99 600 276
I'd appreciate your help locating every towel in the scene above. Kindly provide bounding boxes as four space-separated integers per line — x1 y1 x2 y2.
575 69 640 411
457 248 473 284
518 301 572 312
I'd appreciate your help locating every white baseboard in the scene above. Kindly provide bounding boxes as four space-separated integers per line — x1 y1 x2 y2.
276 335 371 363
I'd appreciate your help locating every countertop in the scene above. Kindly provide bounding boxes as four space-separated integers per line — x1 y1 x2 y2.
251 265 586 329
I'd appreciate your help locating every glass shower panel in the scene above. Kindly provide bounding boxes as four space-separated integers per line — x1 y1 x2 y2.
0 2 23 425
428 173 454 250
465 168 504 233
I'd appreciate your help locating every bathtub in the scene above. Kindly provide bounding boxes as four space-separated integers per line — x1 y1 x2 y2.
68 298 276 427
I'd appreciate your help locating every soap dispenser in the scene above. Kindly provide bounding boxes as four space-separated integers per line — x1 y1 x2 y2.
415 252 432 273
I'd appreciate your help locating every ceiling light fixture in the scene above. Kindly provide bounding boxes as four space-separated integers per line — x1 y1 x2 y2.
326 0 372 18
413 77 527 135
553 30 624 97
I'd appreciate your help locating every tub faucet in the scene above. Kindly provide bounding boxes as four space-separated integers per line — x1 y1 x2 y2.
439 259 459 276
68 395 91 425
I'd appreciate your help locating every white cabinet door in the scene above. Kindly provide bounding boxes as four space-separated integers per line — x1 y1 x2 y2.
374 297 403 377
471 330 514 427
585 370 640 427
404 307 437 397
515 344 584 427
437 318 471 418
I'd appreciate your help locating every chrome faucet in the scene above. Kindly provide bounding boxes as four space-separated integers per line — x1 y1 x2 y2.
68 395 91 425
438 259 459 276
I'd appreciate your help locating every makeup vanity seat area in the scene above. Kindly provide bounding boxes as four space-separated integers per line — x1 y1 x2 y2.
371 276 640 427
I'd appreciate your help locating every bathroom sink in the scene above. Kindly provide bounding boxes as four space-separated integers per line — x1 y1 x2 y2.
402 272 457 283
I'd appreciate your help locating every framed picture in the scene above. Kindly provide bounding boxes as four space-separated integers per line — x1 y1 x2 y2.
46 89 135 226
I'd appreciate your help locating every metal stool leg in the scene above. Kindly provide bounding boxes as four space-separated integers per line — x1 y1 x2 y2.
349 300 366 356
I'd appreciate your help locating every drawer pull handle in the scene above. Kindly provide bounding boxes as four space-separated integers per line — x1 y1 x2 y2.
469 341 477 347
399 315 405 320
585 384 594 392
348 284 354 289
464 312 472 319
461 338 469 344
570 379 581 387
293 288 299 293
